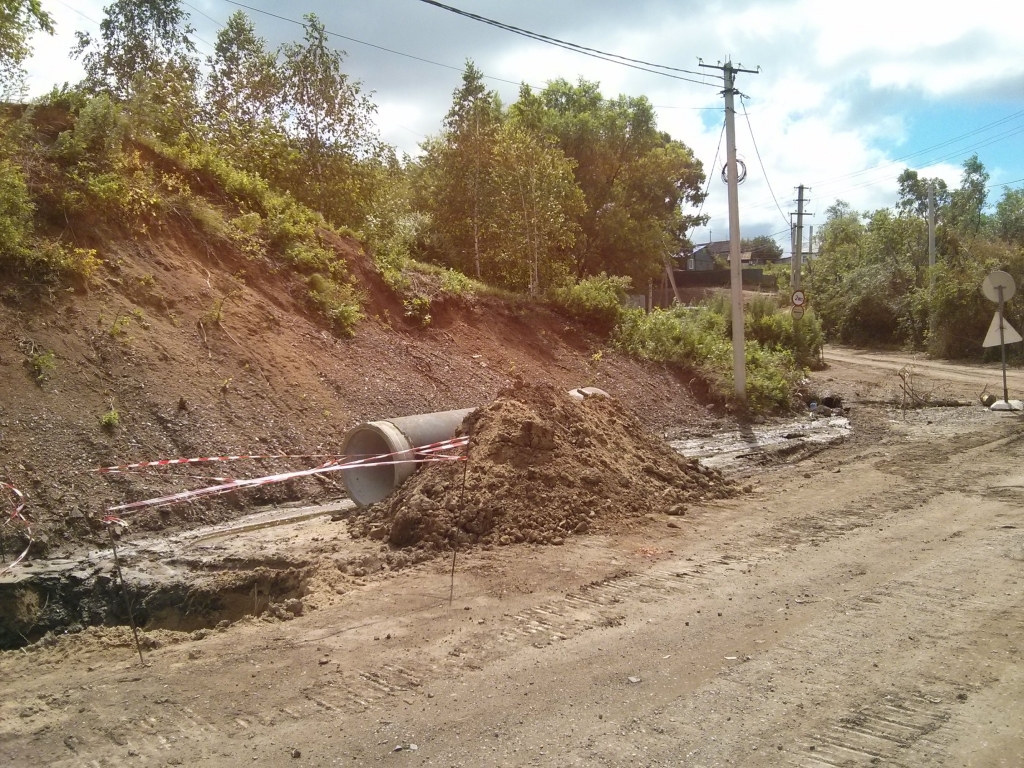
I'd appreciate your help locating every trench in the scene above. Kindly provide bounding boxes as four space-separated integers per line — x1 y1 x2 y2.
0 417 852 651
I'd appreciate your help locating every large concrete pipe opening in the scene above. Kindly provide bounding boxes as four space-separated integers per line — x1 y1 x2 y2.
341 408 475 507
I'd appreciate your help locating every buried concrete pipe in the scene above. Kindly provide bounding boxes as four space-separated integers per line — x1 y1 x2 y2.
339 389 610 507
340 409 475 507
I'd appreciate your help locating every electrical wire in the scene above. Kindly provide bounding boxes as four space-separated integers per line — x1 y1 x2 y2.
211 0 717 110
415 0 716 87
988 176 1024 191
684 117 726 243
740 96 789 229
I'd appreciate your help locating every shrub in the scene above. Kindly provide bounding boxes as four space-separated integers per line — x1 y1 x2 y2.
613 303 804 411
307 273 363 336
27 350 56 382
100 409 120 431
551 273 632 335
0 159 33 256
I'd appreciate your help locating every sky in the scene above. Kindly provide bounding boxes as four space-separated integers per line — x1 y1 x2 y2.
22 0 1024 255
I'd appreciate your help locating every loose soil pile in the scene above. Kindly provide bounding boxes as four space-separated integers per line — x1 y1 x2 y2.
350 382 734 550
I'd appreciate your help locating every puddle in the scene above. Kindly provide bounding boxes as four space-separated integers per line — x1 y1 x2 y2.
672 416 851 471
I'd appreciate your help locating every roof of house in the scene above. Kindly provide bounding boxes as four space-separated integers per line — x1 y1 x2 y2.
692 240 733 255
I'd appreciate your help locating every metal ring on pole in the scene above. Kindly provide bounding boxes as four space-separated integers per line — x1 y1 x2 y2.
721 159 747 185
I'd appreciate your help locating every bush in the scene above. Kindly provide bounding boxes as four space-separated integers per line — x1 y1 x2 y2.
307 273 363 336
613 303 804 411
0 158 33 257
551 273 632 335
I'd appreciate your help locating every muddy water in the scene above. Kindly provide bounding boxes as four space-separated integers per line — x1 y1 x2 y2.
672 415 851 472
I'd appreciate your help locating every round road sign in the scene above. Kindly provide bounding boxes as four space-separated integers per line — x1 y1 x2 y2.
792 289 806 307
792 305 805 320
983 270 1016 303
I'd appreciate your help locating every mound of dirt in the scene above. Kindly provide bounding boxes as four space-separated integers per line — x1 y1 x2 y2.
350 382 734 550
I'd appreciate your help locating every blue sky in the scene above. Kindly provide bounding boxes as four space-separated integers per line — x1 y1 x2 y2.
22 0 1024 254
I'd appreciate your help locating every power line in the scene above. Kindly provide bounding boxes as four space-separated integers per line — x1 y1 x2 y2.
415 0 716 87
740 96 788 229
988 176 1024 191
690 117 726 231
211 0 716 111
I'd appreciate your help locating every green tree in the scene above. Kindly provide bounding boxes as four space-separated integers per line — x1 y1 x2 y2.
994 187 1024 246
527 78 705 284
0 0 53 96
203 11 289 183
73 0 198 102
896 168 949 218
489 120 583 293
278 13 379 223
741 235 783 261
412 62 503 277
206 11 282 133
948 154 989 237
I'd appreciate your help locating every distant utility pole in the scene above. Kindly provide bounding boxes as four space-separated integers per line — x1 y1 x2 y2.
700 58 759 403
792 185 807 290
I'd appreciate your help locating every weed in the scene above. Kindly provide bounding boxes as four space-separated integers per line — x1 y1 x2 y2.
551 273 632 335
307 273 363 336
403 295 432 327
100 409 120 432
108 314 130 337
27 350 56 382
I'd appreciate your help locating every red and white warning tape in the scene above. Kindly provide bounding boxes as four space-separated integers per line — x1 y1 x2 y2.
105 436 469 513
1 481 31 577
91 453 344 473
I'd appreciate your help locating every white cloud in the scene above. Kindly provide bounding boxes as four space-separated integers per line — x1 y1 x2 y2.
18 0 1023 253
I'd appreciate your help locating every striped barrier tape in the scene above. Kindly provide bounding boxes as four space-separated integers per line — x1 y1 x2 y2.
106 436 469 513
92 453 345 473
1 481 31 577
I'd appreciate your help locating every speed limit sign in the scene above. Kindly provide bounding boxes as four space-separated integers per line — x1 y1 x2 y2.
792 289 806 307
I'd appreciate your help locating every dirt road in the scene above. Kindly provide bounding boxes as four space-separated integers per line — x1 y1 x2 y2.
2 355 1022 767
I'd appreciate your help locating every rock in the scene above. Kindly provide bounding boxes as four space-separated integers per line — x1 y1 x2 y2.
627 676 641 684
215 620 231 631
284 598 304 617
667 503 687 516
291 748 301 758
190 629 209 641
368 526 388 541
573 520 589 534
667 521 680 529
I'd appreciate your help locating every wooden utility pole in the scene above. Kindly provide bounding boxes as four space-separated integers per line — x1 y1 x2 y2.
700 59 759 403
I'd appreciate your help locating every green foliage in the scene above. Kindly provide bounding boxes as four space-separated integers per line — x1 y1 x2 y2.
307 273 362 336
27 348 55 382
741 235 783 262
613 303 803 412
0 0 54 97
100 408 120 431
73 0 199 104
0 156 32 252
551 273 631 334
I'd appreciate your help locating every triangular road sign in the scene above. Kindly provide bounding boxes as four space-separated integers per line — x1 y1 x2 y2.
982 311 1023 347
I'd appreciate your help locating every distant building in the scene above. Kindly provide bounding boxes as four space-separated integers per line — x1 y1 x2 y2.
684 240 754 270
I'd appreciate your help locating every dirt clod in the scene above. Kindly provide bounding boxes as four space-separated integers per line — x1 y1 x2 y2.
351 383 733 551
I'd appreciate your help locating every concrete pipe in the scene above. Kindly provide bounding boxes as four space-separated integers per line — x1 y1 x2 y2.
340 408 475 507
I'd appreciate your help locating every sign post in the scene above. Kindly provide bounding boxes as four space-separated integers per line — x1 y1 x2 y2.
981 270 1023 411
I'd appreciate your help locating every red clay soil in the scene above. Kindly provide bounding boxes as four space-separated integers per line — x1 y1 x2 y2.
350 382 734 551
0 222 722 558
